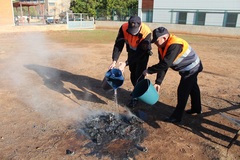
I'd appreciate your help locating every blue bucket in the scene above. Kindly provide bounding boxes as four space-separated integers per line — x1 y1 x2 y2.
101 77 113 91
132 79 159 105
102 68 124 90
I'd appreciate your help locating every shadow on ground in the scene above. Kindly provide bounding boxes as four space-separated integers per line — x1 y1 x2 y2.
25 64 240 151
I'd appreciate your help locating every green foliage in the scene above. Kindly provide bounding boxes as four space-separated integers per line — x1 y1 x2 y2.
70 0 100 16
13 6 37 17
70 0 138 19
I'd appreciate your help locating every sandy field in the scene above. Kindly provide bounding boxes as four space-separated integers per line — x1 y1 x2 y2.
0 26 239 160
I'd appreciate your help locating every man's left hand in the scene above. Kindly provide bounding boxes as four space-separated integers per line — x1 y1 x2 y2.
118 62 126 72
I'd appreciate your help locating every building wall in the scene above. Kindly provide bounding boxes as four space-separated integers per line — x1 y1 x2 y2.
139 0 154 22
153 0 240 10
47 0 70 19
237 15 240 26
142 0 153 9
0 0 14 26
205 13 224 26
150 0 240 27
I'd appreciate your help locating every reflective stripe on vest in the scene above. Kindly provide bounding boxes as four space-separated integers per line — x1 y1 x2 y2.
159 34 188 60
173 46 191 65
159 34 200 72
180 56 200 72
122 23 151 51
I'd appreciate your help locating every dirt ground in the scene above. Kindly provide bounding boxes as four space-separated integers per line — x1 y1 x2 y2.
0 26 239 160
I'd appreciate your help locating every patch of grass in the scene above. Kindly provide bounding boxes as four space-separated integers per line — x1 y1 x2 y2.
45 29 118 44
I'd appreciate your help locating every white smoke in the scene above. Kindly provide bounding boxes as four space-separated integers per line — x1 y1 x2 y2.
1 32 104 122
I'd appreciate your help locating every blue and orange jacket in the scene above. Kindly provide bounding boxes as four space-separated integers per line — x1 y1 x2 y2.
112 22 152 65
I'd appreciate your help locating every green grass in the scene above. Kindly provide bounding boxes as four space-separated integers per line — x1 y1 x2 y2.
45 29 118 44
45 29 240 54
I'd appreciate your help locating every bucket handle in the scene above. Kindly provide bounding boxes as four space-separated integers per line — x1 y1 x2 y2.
109 67 125 77
136 74 144 83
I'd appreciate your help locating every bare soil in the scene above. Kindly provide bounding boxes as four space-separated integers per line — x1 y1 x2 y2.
0 27 239 160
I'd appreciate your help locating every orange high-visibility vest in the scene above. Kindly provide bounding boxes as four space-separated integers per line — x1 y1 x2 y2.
122 23 151 50
158 34 189 61
159 34 200 72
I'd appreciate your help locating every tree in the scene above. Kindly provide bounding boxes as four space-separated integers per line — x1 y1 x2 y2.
70 0 138 20
70 0 101 16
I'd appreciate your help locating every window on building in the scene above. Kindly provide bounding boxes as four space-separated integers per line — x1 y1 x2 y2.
142 9 153 22
49 3 55 6
177 12 187 24
195 12 206 25
20 0 44 1
225 13 238 27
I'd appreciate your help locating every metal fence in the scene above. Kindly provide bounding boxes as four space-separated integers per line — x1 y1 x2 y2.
66 13 95 30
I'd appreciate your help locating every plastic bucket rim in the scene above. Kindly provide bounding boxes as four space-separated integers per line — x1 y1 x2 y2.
132 79 159 105
104 68 124 89
132 79 150 98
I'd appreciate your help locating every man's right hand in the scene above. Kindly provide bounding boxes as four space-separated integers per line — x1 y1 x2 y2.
154 84 161 93
108 61 116 69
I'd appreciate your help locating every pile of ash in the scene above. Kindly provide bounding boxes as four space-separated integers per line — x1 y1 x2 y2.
81 112 148 159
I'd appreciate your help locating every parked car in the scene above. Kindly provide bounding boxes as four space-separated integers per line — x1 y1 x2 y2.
45 17 54 24
45 17 59 24
59 18 67 24
14 16 19 26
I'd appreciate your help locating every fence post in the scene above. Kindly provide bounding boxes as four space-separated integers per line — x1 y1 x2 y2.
222 10 227 27
170 9 173 24
195 10 199 25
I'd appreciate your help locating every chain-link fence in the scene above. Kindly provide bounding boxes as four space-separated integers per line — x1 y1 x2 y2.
66 13 95 30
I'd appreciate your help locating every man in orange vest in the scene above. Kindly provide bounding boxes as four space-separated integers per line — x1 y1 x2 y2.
109 15 152 108
143 27 203 123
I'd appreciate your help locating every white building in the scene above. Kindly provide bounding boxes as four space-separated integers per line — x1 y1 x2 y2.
46 0 70 18
139 0 240 27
